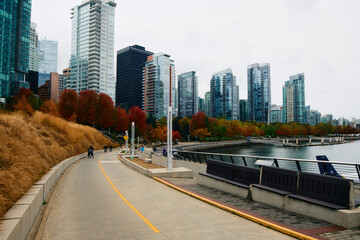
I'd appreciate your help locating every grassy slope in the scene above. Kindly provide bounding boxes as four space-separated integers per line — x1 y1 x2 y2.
0 111 118 217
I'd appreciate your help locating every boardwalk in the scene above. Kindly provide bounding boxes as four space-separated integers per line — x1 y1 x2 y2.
34 151 291 240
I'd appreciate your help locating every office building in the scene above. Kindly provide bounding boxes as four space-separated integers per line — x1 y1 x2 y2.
26 71 39 94
239 99 248 122
305 105 310 124
38 39 58 74
142 53 176 119
210 68 238 120
283 73 305 123
0 0 32 97
199 98 204 112
69 0 116 102
247 63 271 123
177 71 198 117
29 22 39 72
271 104 283 123
116 45 153 109
38 80 50 101
321 114 333 124
204 91 211 116
309 110 321 126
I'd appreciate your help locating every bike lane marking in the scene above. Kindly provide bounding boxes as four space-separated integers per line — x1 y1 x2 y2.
98 154 160 233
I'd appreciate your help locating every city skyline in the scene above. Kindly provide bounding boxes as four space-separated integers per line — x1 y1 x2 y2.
31 0 360 119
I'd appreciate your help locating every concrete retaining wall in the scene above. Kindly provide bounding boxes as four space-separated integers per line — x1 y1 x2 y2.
0 149 107 240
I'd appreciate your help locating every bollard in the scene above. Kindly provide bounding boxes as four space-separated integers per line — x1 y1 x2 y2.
286 139 289 144
329 138 332 143
321 138 324 145
296 139 298 145
309 138 312 145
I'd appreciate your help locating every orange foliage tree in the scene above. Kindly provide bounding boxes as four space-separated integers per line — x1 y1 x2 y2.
58 89 78 121
192 128 211 140
40 100 59 117
13 95 34 115
76 90 98 125
190 112 208 135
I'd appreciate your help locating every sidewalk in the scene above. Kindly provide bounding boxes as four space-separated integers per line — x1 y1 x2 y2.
159 177 360 240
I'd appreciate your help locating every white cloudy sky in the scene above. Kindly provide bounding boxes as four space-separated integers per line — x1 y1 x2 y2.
32 0 360 119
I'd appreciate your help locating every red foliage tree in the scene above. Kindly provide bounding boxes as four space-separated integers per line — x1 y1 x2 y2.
58 89 78 121
77 90 98 125
96 93 114 128
114 107 129 133
129 106 147 134
172 130 182 141
190 112 207 134
40 100 59 117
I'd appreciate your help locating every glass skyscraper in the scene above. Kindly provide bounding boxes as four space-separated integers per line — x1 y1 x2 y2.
271 104 283 123
116 45 153 109
239 99 248 122
204 91 211 116
282 73 305 123
29 22 39 72
247 63 271 123
177 71 198 117
210 68 238 120
69 0 116 102
0 0 31 98
143 53 176 119
38 39 58 74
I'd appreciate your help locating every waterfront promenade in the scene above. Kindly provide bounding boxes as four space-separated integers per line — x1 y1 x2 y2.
33 151 290 240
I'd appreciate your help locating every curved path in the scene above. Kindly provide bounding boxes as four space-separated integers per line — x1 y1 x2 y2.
35 151 291 240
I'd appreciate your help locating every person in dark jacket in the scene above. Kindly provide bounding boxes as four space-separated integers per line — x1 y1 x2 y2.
88 145 94 158
104 144 108 153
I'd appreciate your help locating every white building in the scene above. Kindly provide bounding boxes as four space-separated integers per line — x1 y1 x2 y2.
69 0 116 102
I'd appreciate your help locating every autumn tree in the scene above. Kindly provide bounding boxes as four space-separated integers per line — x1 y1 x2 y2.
40 100 59 117
13 95 34 115
190 111 208 135
12 87 40 111
146 113 156 128
172 130 182 141
96 93 114 128
76 90 98 125
129 106 147 135
153 123 167 143
58 89 78 121
178 117 190 138
192 128 211 140
114 107 129 133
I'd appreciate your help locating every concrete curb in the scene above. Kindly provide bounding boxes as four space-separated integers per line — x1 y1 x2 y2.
0 149 105 240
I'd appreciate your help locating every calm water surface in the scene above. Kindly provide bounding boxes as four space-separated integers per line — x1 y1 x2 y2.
207 140 360 164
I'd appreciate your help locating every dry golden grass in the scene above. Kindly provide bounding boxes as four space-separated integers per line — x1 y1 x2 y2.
0 111 118 217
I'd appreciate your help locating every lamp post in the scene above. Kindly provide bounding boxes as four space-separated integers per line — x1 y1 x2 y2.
131 122 135 158
167 66 173 170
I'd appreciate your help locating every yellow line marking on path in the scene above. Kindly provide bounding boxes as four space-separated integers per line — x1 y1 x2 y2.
99 155 160 233
154 177 318 240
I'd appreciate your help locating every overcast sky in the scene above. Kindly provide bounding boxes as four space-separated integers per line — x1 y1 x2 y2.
32 0 360 119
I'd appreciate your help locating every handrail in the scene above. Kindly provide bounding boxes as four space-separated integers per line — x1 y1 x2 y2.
174 150 360 181
177 150 359 166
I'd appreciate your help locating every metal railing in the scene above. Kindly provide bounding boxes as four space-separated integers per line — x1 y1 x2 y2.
173 150 360 182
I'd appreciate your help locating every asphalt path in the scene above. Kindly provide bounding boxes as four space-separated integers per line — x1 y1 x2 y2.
34 151 292 240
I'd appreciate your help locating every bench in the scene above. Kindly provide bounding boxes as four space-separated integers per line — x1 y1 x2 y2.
252 166 298 195
289 172 352 209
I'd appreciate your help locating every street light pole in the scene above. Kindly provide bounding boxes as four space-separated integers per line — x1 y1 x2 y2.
167 66 173 170
131 122 135 158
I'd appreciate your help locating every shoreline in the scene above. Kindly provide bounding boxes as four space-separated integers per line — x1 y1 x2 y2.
178 138 355 151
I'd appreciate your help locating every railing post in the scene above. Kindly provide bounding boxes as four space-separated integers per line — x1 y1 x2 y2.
204 154 208 163
274 159 279 167
197 153 201 163
295 161 302 172
220 155 224 162
356 164 360 181
186 152 190 161
230 156 234 164
242 157 247 166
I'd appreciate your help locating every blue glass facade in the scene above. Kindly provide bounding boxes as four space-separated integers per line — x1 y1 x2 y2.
239 99 248 122
38 39 58 74
210 68 238 120
283 73 305 123
177 71 198 117
0 0 31 97
247 63 271 123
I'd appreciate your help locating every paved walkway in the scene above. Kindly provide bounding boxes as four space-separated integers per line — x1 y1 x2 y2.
34 151 292 240
162 178 360 240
